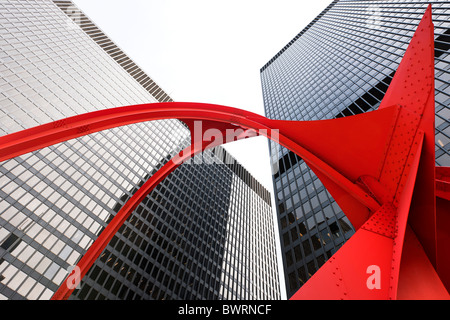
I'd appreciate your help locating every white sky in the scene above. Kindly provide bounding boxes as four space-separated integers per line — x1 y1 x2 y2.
71 0 333 299
72 0 332 193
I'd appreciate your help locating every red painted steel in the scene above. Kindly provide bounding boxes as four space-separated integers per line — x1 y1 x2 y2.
0 4 446 300
397 226 450 300
291 4 449 300
291 131 425 300
435 166 450 292
436 167 450 201
0 106 383 225
436 193 450 292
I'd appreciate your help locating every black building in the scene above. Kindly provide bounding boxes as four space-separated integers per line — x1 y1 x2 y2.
70 147 279 300
261 0 450 297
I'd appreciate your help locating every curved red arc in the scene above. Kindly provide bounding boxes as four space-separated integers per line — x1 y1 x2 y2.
0 102 380 216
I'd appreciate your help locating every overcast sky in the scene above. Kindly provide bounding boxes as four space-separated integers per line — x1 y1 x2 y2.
72 0 332 193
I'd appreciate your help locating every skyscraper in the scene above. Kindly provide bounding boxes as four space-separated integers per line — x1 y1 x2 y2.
261 0 450 298
0 0 280 300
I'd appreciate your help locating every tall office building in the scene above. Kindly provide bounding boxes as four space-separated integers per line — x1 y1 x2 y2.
70 146 279 300
261 0 450 298
0 0 280 300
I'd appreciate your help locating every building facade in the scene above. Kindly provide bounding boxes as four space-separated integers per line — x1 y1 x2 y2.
0 0 280 300
261 0 450 298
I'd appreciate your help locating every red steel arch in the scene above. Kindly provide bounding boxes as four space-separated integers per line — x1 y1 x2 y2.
0 5 448 300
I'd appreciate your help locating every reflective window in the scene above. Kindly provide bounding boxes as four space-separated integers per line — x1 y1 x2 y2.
262 0 450 297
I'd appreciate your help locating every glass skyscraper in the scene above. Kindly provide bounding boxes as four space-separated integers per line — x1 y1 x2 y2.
0 0 280 300
261 0 450 298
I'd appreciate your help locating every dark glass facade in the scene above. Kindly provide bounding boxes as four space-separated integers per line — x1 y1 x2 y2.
261 0 450 298
0 0 280 300
70 147 279 300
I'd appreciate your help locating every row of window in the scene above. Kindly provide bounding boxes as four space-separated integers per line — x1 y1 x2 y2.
70 149 279 300
0 0 192 300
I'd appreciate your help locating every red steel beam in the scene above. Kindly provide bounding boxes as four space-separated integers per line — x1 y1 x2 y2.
0 103 383 221
435 166 450 291
436 166 450 201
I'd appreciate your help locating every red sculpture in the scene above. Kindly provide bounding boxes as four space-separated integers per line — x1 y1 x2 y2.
0 5 447 300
